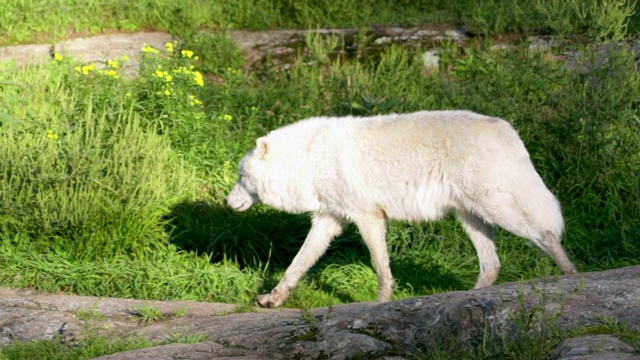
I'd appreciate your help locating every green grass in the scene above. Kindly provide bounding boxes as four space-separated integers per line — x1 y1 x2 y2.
1 1 640 358
0 319 208 360
131 304 165 325
1 0 640 47
0 337 156 360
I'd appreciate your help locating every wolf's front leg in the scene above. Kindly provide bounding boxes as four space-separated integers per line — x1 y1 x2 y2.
256 213 344 308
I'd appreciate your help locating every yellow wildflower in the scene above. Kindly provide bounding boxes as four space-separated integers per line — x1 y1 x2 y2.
165 89 171 96
142 44 159 54
107 59 119 69
181 50 194 58
166 42 174 52
121 55 130 61
189 95 203 106
154 70 165 78
47 129 59 140
194 72 204 87
165 75 173 82
82 64 96 75
53 53 63 61
222 114 232 121
106 70 118 77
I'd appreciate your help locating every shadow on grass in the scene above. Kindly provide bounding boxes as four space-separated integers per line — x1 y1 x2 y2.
165 199 467 302
164 199 310 269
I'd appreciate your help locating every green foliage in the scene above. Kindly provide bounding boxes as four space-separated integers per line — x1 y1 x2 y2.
188 32 247 74
0 66 184 261
0 337 155 360
173 306 190 318
131 303 165 325
0 315 209 360
463 0 539 35
575 0 637 41
535 0 637 40
165 332 209 344
76 301 107 323
0 250 262 303
2 0 640 46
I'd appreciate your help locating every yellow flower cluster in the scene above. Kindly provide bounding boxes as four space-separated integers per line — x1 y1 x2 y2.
152 68 175 96
222 114 233 121
54 53 64 62
47 129 59 140
73 55 127 78
98 69 119 78
75 63 96 75
160 65 205 88
193 71 204 87
189 95 203 107
164 41 198 60
154 69 169 79
142 44 160 54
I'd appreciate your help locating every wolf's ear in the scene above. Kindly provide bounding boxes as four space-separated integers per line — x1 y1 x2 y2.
256 137 270 160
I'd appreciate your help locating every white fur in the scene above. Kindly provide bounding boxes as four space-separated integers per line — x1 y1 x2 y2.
226 110 577 308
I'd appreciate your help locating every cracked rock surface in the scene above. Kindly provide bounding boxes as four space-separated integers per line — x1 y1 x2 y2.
1 266 639 359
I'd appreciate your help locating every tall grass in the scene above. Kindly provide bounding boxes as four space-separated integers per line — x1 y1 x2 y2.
0 50 260 303
1 0 639 46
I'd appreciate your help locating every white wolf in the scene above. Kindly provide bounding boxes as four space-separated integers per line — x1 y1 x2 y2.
226 110 577 308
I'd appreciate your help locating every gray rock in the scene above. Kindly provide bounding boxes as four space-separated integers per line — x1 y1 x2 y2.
551 334 639 360
54 32 175 78
0 32 175 77
422 49 440 71
0 43 52 65
1 266 640 359
53 32 175 62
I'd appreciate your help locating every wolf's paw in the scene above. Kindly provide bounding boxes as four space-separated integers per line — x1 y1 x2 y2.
256 293 284 308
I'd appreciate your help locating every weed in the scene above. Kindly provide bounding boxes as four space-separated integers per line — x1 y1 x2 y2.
76 300 108 337
131 303 165 325
0 327 210 360
164 332 208 344
76 300 107 323
173 306 190 318
300 308 317 326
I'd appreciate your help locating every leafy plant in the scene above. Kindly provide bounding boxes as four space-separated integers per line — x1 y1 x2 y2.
131 304 165 325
